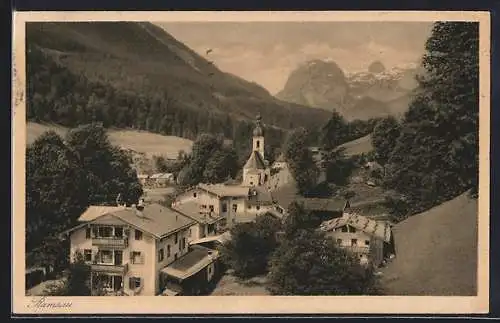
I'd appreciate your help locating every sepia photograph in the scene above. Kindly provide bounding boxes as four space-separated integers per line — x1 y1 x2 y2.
12 11 490 314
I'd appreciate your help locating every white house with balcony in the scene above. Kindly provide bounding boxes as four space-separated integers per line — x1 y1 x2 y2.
62 202 220 296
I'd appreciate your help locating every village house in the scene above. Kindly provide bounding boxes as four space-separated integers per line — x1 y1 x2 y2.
172 183 282 228
319 210 395 268
61 202 221 296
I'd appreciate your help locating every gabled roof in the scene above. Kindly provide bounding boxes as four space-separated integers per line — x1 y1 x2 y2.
319 212 392 243
296 197 348 213
198 183 250 198
161 245 219 280
78 206 127 222
244 151 266 170
68 203 195 239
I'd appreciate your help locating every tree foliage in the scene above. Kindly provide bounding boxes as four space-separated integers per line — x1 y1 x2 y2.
66 123 143 205
26 131 88 249
371 116 401 165
65 251 91 296
283 127 319 195
382 22 479 215
221 214 282 278
267 229 379 295
320 110 349 150
178 133 239 186
26 124 143 251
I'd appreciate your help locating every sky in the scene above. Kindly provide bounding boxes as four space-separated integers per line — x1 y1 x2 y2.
157 22 434 94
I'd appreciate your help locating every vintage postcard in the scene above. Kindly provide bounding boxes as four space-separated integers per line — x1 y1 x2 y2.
12 11 490 315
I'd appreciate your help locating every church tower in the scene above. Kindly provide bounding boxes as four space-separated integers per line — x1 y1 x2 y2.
252 114 265 160
242 114 269 187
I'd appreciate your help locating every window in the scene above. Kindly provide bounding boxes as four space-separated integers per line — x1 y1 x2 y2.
365 240 370 246
174 233 178 244
129 277 141 289
174 253 178 261
167 245 171 257
135 230 143 240
84 249 92 262
222 203 228 213
351 227 357 233
85 227 91 239
256 205 260 211
336 239 342 245
182 237 186 250
100 250 113 264
209 205 214 212
256 140 260 148
114 227 123 238
250 182 253 186
247 205 252 209
98 226 113 238
158 249 164 262
131 251 143 264
193 192 197 198
189 229 192 237
351 239 358 246
341 226 348 233
232 204 238 212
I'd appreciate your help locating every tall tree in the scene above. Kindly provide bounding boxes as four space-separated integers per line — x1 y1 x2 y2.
371 116 401 165
26 131 87 250
283 127 319 196
320 110 348 150
384 22 479 214
65 123 143 205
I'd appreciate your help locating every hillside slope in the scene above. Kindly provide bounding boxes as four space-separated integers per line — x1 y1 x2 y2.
380 192 478 295
338 134 373 157
26 22 331 141
27 121 193 160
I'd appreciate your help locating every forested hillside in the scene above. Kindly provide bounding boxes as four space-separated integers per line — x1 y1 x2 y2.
26 22 331 158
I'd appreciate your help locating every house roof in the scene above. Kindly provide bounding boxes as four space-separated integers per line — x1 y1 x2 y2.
198 183 250 198
161 245 219 280
72 204 195 239
271 184 299 210
296 197 348 213
172 201 224 224
319 212 392 243
247 186 274 205
190 231 232 245
244 151 266 170
77 206 127 222
110 204 195 238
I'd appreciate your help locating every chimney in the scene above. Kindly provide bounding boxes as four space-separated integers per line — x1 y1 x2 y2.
137 198 145 211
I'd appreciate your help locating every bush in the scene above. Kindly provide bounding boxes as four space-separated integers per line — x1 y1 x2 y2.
220 214 282 278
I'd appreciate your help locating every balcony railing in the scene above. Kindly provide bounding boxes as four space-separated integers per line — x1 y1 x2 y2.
92 237 128 248
91 262 129 275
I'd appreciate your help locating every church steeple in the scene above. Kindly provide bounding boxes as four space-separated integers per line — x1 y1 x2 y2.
252 114 264 159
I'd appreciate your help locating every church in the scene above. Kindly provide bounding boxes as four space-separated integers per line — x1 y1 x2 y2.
242 114 271 187
171 114 284 233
